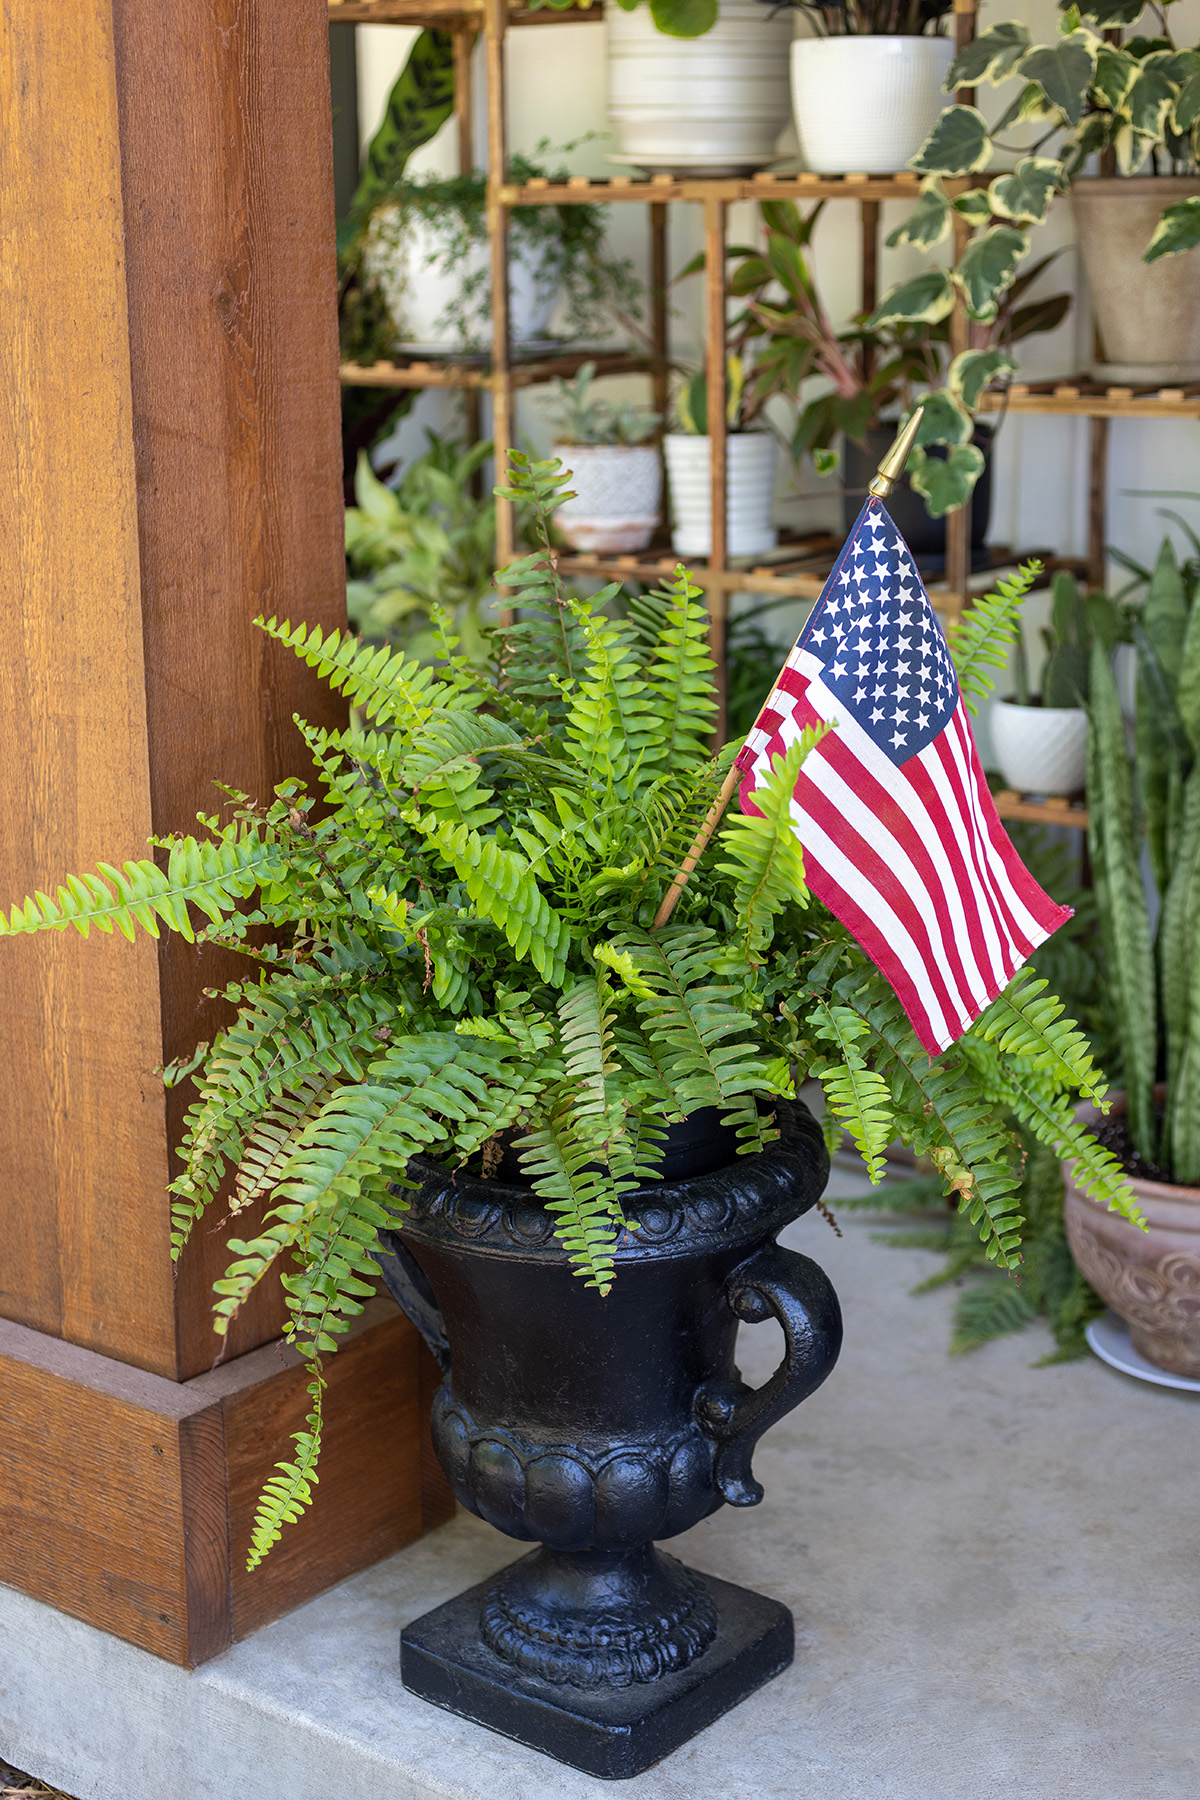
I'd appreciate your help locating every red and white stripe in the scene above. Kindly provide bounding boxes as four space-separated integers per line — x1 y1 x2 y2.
736 645 1070 1055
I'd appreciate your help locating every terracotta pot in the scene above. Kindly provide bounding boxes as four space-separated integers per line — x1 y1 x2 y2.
1071 177 1200 383
1064 1096 1200 1378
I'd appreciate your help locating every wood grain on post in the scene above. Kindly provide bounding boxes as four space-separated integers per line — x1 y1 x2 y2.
484 0 515 574
704 198 729 737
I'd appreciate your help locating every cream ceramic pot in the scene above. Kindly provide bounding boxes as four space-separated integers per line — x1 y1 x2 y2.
367 213 555 351
791 35 954 174
1072 177 1200 382
989 699 1088 797
552 445 662 554
607 1 794 170
664 432 777 558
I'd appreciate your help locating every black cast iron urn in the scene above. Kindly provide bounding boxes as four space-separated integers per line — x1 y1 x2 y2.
376 1097 841 1779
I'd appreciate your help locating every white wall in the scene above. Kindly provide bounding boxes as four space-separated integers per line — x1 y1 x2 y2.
357 3 1200 584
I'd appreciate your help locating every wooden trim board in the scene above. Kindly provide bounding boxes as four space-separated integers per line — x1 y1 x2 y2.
0 1299 453 1667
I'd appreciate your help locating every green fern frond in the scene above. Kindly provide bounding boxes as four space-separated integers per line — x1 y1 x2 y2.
949 1275 1038 1354
618 925 775 1114
836 973 1025 1268
417 818 568 985
807 1000 893 1183
970 971 1108 1107
947 561 1041 715
716 728 828 956
0 826 278 943
515 1096 630 1292
246 1381 323 1572
256 615 450 732
643 566 718 775
563 603 652 792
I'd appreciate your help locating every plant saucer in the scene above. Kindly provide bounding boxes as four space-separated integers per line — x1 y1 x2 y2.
1086 1311 1200 1392
603 152 775 180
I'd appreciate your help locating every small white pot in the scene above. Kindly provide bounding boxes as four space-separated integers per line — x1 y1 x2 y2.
606 1 794 170
990 700 1089 797
664 433 777 557
552 445 663 553
791 35 954 174
366 212 556 351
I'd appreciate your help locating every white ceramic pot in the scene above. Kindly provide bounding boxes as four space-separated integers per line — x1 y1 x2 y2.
366 212 556 351
552 444 662 553
606 1 794 170
990 699 1088 796
1072 177 1200 382
790 35 954 174
664 432 777 557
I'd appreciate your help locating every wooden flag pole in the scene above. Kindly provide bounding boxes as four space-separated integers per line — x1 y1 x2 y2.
650 409 925 932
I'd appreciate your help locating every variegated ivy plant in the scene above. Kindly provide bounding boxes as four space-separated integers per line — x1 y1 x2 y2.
872 1 1200 458
0 456 1140 1567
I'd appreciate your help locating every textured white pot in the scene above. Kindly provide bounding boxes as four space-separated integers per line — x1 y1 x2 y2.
990 700 1088 796
606 1 794 169
791 35 954 174
664 432 777 557
552 444 663 553
366 213 555 350
1072 177 1200 382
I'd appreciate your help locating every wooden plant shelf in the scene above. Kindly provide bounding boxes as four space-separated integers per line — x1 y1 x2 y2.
978 377 1200 420
993 790 1089 830
328 0 598 23
339 347 652 392
501 171 926 206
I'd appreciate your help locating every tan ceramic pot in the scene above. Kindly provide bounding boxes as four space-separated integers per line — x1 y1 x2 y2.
1064 1096 1200 1377
1071 177 1200 382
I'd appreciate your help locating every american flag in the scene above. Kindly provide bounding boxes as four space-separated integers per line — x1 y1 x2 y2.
735 498 1070 1055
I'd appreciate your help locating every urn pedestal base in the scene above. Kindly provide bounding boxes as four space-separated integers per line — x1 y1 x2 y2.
401 1552 793 1780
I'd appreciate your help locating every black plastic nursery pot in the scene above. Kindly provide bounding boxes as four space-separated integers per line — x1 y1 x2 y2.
376 1098 842 1779
842 424 994 567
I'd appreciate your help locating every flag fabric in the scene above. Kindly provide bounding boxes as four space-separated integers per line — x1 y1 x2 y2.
735 497 1070 1055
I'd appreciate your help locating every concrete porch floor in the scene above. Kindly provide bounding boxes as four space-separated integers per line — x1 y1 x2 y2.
2 1166 1197 1800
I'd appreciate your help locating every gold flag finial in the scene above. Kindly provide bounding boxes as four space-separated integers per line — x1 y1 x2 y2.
868 406 924 500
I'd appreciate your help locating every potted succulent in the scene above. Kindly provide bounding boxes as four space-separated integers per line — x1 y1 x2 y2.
544 361 662 552
663 358 779 555
790 0 954 175
903 1 1200 381
0 454 1135 1770
1066 534 1200 1378
606 0 794 172
990 572 1119 797
727 197 1070 538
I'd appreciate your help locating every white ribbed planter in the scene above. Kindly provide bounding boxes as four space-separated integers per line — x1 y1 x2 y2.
606 1 794 170
664 433 777 557
791 36 954 174
552 444 662 553
365 213 555 350
990 700 1088 796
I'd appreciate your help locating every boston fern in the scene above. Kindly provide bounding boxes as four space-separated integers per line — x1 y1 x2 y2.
0 456 1138 1566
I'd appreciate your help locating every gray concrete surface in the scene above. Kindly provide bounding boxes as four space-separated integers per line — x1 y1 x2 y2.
3 1166 1197 1800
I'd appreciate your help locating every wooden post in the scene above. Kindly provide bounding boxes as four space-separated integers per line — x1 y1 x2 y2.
650 200 670 437
705 196 729 737
860 200 880 386
0 0 452 1662
484 0 514 571
1088 416 1109 589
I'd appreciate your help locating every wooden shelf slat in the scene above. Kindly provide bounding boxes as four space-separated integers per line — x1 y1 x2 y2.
979 376 1200 420
329 1 599 23
338 348 652 391
498 172 925 206
993 789 1089 829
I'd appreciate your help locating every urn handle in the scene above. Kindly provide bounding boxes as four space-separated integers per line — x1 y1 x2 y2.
374 1230 450 1372
694 1244 842 1507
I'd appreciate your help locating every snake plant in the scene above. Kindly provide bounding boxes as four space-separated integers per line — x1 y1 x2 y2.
1088 535 1200 1178
0 454 1138 1566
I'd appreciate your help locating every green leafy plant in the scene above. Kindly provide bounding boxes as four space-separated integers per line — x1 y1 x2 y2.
1087 532 1200 1179
885 0 1200 347
705 199 1070 516
1007 571 1123 706
545 361 659 446
345 435 502 666
792 0 951 33
0 457 1140 1567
